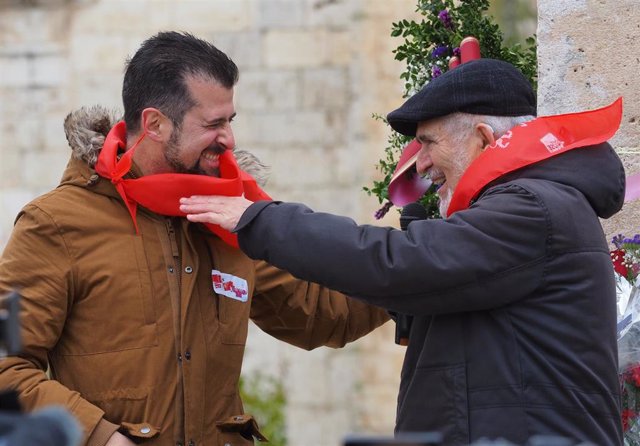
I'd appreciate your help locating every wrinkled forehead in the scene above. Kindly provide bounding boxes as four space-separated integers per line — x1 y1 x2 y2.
415 116 450 142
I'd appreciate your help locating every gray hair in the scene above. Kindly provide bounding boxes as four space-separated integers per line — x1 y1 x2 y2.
442 113 535 147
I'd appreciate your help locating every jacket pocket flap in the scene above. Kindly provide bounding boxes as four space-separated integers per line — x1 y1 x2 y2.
120 422 160 439
215 414 268 442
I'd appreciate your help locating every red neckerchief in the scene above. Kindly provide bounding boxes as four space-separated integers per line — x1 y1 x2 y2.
94 121 271 247
447 97 623 217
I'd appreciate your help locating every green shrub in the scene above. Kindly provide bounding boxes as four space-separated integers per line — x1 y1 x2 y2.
239 371 287 445
364 0 537 219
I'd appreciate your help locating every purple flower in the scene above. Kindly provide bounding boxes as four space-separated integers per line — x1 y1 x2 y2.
431 65 442 78
374 201 393 220
614 233 640 248
453 47 461 57
431 45 448 59
438 9 453 29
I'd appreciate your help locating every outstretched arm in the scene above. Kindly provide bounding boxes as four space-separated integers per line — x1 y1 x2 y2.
182 186 548 316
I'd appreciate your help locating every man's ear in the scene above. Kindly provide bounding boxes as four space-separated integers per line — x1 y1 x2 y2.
141 108 172 143
476 123 496 150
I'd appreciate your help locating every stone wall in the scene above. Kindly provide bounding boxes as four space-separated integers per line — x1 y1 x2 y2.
537 0 640 239
0 1 416 445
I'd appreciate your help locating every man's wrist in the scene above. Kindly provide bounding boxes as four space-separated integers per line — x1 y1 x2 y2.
86 418 120 446
234 200 275 232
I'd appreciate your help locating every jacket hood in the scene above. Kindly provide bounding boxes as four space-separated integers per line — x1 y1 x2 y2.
496 142 625 219
63 105 270 187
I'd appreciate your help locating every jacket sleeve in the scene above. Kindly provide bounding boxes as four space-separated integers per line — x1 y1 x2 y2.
249 261 390 350
0 205 119 446
237 184 549 316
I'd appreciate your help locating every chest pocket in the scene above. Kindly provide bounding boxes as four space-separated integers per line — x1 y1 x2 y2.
218 291 252 345
58 235 159 355
198 239 255 346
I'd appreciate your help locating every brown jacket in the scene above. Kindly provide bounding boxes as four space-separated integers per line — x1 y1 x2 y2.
0 107 389 446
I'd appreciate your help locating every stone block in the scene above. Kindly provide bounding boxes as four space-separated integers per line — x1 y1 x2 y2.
251 110 328 146
170 0 253 33
22 151 69 191
264 29 326 68
69 0 163 34
11 117 44 153
0 7 69 45
332 144 365 187
0 9 23 45
71 72 123 110
0 189 38 249
326 347 361 402
324 108 348 146
235 69 300 111
44 114 70 153
286 406 330 446
0 57 29 88
0 141 23 189
269 146 333 187
271 185 363 218
284 347 331 405
327 30 352 66
68 34 129 73
264 29 351 68
257 0 305 29
302 67 349 109
32 54 68 88
304 0 361 28
210 31 263 69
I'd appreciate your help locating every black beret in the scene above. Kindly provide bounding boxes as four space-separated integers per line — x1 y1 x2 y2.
386 59 537 136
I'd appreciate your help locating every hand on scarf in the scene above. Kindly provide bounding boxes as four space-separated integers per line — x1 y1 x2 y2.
180 195 253 231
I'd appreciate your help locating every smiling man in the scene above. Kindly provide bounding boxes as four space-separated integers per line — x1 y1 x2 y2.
180 59 625 444
0 32 389 446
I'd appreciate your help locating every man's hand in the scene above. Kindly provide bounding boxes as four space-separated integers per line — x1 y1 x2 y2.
179 195 253 231
105 431 136 446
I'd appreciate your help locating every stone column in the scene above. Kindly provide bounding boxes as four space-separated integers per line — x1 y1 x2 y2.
537 0 640 238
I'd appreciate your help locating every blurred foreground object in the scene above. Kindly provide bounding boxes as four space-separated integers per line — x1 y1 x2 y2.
0 406 81 446
343 432 443 445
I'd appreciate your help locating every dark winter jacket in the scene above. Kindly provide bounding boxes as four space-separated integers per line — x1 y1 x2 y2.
232 142 625 445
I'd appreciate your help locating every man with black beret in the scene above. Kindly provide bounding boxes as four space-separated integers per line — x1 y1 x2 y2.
180 59 625 445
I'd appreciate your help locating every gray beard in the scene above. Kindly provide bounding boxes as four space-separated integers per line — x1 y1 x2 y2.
438 186 454 218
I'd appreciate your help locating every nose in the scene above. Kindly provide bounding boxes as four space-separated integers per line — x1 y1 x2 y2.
415 146 432 176
216 123 235 151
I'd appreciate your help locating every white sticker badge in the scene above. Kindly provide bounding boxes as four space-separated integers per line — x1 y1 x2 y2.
211 269 249 302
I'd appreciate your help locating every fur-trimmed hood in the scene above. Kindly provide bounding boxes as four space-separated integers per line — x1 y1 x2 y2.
63 105 270 186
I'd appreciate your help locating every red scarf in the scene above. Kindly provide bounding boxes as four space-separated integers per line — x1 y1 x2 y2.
94 121 271 247
448 98 623 217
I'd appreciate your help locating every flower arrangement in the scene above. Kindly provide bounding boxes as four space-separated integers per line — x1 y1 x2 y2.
621 364 640 442
612 234 640 444
364 0 537 219
613 234 640 285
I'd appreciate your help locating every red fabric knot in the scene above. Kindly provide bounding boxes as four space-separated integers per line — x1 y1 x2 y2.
93 120 271 246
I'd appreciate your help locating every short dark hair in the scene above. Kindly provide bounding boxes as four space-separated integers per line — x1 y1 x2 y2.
122 31 239 134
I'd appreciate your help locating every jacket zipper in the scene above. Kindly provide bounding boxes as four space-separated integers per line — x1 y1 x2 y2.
166 218 186 444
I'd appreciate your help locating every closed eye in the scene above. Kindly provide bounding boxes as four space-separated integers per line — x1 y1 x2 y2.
205 113 236 129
